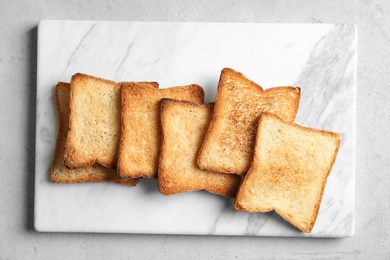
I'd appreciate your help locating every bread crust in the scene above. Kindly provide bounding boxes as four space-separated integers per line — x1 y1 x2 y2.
198 68 301 175
158 98 241 197
234 113 340 232
51 82 139 186
117 83 204 179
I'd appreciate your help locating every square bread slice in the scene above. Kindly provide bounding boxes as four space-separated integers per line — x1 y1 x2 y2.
158 99 241 198
118 83 204 179
198 68 301 175
51 82 139 186
234 113 341 233
63 73 123 169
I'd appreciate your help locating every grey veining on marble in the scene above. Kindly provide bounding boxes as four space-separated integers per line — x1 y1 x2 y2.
294 24 356 236
35 21 356 237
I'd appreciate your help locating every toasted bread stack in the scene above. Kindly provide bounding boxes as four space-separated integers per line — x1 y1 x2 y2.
52 73 205 187
117 82 204 179
51 68 340 232
51 81 138 186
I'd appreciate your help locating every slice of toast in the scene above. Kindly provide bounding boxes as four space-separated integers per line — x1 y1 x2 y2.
118 83 204 179
198 68 301 175
51 82 139 186
63 73 123 169
234 113 340 233
158 99 241 197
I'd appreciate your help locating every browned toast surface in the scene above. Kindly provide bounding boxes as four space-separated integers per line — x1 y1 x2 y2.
118 83 204 179
198 68 301 175
234 113 340 232
158 99 241 197
64 73 122 169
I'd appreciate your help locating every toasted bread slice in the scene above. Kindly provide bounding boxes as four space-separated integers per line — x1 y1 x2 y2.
118 83 204 179
51 82 139 186
234 113 340 233
198 68 301 175
63 73 123 169
158 99 241 197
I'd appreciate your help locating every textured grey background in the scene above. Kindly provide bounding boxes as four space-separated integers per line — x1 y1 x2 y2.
1 0 389 259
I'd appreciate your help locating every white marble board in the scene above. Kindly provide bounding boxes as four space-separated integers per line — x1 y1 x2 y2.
35 20 356 237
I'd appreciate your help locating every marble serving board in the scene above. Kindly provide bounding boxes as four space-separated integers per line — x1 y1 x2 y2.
35 20 356 237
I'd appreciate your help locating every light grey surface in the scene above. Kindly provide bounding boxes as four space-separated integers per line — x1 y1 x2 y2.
0 0 389 259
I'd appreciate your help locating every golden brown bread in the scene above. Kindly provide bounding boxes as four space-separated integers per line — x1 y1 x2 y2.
64 73 123 169
50 68 341 232
234 113 340 232
198 68 301 175
158 99 241 197
51 82 139 186
117 82 204 179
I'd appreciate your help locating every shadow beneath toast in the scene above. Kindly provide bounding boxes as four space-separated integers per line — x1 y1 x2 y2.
137 178 161 195
25 26 38 231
